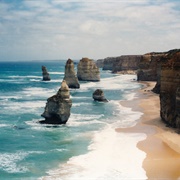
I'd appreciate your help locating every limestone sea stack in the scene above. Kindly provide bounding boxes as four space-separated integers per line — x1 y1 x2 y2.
40 80 72 124
42 66 51 81
77 58 100 81
93 89 108 102
63 59 80 88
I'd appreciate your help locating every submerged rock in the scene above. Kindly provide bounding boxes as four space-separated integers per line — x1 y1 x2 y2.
93 89 108 102
63 59 80 88
42 66 51 81
40 80 72 124
77 57 100 81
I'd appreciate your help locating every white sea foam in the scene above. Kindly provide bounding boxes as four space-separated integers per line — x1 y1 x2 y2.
0 151 45 173
1 101 45 114
0 151 28 173
79 75 139 92
22 87 56 97
50 72 64 75
0 124 8 128
42 126 147 180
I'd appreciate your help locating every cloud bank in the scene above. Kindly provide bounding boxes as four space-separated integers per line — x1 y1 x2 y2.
0 0 179 61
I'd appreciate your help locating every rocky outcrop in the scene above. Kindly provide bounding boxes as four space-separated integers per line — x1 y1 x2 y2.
40 80 72 124
77 58 100 81
159 50 180 128
63 59 80 89
42 66 51 81
93 89 108 102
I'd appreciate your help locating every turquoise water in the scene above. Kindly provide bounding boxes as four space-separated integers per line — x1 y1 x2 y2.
0 61 146 180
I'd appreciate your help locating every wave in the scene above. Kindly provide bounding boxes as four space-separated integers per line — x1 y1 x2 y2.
42 125 147 180
1 101 46 114
50 72 64 75
22 87 56 97
0 151 45 173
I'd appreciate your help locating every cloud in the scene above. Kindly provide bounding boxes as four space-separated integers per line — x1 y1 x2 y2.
0 0 179 61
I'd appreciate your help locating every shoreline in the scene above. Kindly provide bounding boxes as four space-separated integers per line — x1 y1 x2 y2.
116 81 180 179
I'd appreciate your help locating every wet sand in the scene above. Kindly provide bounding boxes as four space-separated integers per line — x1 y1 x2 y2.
116 81 180 179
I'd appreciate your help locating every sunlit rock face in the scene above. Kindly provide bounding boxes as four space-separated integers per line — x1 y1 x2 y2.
77 58 100 82
41 80 72 124
64 59 80 89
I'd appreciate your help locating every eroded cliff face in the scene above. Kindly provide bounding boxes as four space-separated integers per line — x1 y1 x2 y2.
77 58 100 81
160 50 180 128
102 55 141 73
137 54 165 81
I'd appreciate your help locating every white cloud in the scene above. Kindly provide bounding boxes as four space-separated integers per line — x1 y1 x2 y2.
0 0 179 61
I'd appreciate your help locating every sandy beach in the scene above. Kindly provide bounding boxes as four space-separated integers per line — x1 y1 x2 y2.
117 81 180 179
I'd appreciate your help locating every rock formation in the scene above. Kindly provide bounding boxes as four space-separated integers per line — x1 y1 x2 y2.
101 55 142 73
40 80 72 124
77 58 100 81
159 49 180 128
93 89 108 102
63 59 80 89
137 53 165 81
42 66 51 81
112 55 142 73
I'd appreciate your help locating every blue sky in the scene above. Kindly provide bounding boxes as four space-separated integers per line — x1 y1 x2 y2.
0 0 180 61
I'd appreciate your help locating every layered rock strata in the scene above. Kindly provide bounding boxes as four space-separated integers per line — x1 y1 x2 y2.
40 80 72 124
63 59 80 89
93 89 108 102
101 55 141 73
77 58 100 81
160 50 180 128
42 66 51 81
137 54 165 81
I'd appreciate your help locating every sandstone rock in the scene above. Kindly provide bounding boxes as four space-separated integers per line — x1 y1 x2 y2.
159 50 180 128
63 59 80 89
40 80 72 124
93 89 108 102
77 58 100 81
42 66 51 81
137 54 164 81
112 55 142 73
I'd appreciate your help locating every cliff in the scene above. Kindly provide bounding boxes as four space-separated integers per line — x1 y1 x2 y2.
137 54 165 81
159 49 180 128
112 55 142 73
77 58 100 81
63 59 80 89
101 55 142 73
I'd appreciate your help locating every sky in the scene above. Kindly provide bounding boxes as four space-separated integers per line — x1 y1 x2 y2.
0 0 180 61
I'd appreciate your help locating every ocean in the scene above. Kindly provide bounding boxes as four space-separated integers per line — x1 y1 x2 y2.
0 60 147 180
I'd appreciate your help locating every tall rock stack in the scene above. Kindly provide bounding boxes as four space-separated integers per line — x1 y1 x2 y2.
40 80 72 124
77 58 100 81
42 66 51 81
64 59 80 88
159 50 180 128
